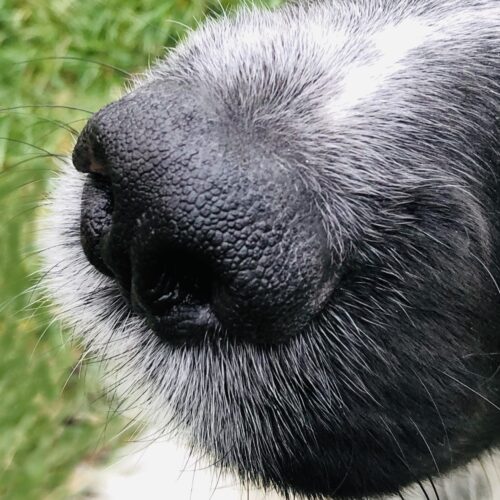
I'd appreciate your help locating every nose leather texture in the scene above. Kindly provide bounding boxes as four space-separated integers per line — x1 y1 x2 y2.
74 80 335 343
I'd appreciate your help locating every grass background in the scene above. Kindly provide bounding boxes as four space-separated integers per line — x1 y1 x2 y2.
0 0 278 498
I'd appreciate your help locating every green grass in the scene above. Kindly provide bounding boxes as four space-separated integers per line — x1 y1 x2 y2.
0 0 278 498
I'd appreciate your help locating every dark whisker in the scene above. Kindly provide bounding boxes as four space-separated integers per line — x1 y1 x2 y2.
0 105 94 114
428 476 440 500
2 154 60 172
417 480 431 500
410 418 440 475
0 136 64 158
4 111 80 136
16 56 132 77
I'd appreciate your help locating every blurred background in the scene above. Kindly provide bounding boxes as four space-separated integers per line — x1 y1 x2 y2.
0 0 279 498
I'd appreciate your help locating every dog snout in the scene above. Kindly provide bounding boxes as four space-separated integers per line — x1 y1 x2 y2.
73 82 336 343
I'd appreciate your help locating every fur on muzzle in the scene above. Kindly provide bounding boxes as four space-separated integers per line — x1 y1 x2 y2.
41 0 500 498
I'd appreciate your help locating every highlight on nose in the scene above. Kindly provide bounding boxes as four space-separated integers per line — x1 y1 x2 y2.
72 82 337 344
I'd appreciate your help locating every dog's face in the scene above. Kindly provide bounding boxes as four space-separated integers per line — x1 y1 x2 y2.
41 1 500 498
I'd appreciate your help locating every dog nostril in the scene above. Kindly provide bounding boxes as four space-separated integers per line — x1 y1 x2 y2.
130 250 213 318
75 118 123 279
72 120 109 177
131 271 185 319
88 159 106 176
80 174 114 277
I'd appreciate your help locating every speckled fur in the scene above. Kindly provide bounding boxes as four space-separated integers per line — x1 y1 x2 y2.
40 1 500 498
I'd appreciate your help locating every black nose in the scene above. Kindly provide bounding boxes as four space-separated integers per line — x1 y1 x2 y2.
73 81 335 343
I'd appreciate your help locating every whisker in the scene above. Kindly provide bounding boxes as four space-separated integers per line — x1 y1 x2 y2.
208 458 224 500
30 315 62 361
428 476 440 500
3 110 80 136
60 350 89 394
0 136 65 158
15 56 132 77
439 370 500 412
471 253 500 296
410 418 440 475
0 105 94 114
417 480 431 500
2 154 60 172
415 374 451 456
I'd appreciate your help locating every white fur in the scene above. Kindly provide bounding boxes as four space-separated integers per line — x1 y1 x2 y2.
334 19 432 112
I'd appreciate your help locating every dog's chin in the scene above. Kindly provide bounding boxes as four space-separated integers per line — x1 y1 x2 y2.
37 238 409 499
37 270 431 499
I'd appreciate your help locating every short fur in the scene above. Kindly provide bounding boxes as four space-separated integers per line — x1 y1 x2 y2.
41 1 500 498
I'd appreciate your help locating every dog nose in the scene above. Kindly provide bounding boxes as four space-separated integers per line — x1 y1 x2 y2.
73 81 335 343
